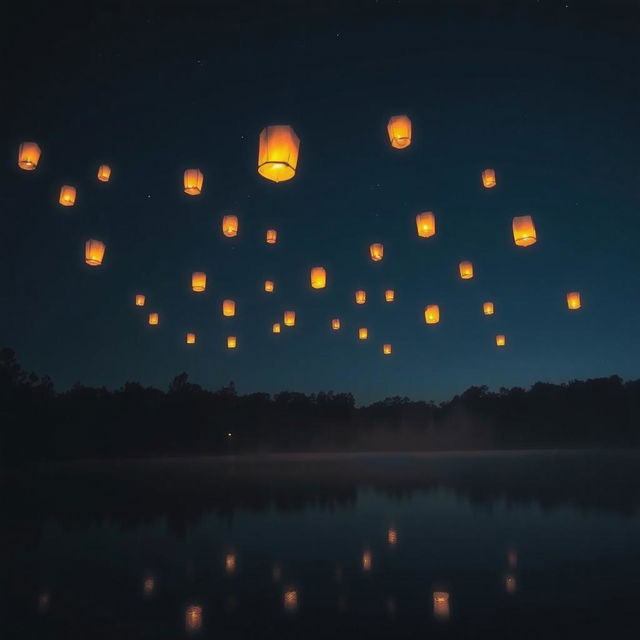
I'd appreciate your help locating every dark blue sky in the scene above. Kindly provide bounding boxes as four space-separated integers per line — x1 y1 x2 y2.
2 1 639 404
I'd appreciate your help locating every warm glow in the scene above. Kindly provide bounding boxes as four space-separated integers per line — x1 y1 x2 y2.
505 574 517 594
284 310 296 326
387 527 398 545
59 185 77 207
85 239 105 266
567 291 581 310
358 327 368 340
459 261 474 279
258 125 300 182
482 168 496 188
433 592 450 621
185 605 202 633
222 214 239 237
387 115 412 149
225 553 236 573
264 280 275 292
18 141 41 170
331 318 341 330
496 334 506 346
415 211 436 238
186 332 196 344
266 229 278 244
135 294 146 307
383 343 392 355
97 165 111 182
483 301 494 315
512 215 537 247
370 243 384 261
191 272 206 292
385 289 395 302
310 266 327 289
272 322 281 334
183 169 203 195
143 576 155 596
227 336 237 349
425 305 440 324
148 312 159 325
355 290 366 305
362 550 372 571
283 588 298 612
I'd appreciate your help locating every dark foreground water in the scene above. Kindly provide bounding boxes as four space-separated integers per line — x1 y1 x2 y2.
4 450 640 639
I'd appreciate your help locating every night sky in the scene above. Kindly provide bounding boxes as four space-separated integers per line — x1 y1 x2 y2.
2 1 639 404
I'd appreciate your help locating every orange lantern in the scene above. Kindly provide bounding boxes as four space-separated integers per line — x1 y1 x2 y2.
370 243 384 261
284 310 296 326
191 272 206 292
266 229 278 244
415 211 436 238
496 334 506 347
283 588 298 612
385 289 395 302
387 115 412 149
355 290 366 305
264 280 275 293
18 142 41 170
433 592 450 621
459 261 474 279
227 336 237 349
97 165 111 182
183 169 203 195
512 215 537 247
85 239 105 266
331 318 341 330
59 185 77 207
148 312 159 325
425 305 440 324
272 322 281 334
225 552 236 573
482 168 496 188
222 214 238 237
257 125 300 182
383 343 392 355
483 301 494 315
310 266 326 289
358 327 368 340
223 299 236 317
186 332 196 344
361 549 372 571
566 291 581 310
185 605 202 632
135 294 146 307
387 527 398 545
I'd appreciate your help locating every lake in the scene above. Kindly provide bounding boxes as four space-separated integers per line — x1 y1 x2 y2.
5 450 640 639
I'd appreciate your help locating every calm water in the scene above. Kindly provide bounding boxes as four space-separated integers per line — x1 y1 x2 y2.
5 450 640 639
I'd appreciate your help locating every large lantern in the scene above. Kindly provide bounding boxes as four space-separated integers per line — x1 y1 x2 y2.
425 305 440 324
257 125 300 182
183 169 203 195
222 215 238 237
284 310 296 326
355 290 366 305
191 272 206 292
331 318 341 330
512 215 537 247
186 332 196 344
359 327 368 340
59 185 77 207
566 291 581 310
387 115 412 149
266 229 277 244
483 301 494 315
264 280 275 293
482 169 496 188
18 142 41 170
416 211 436 238
97 165 111 182
385 289 395 302
459 261 474 279
370 243 384 261
496 334 506 346
310 266 326 289
85 239 105 266
383 343 392 355
148 312 159 325
135 294 146 307
272 322 281 334
223 299 236 317
227 336 237 349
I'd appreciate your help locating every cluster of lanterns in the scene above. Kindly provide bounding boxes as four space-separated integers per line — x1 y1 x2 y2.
17 118 583 356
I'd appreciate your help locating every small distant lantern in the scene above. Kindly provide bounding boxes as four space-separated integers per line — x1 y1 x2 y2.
258 125 300 183
358 327 368 340
415 211 436 238
505 574 517 594
59 185 77 207
266 229 278 244
185 605 202 633
225 553 236 574
223 299 236 317
186 332 196 344
135 294 146 307
383 343 392 355
331 318 341 330
387 527 398 545
496 334 506 346
482 168 496 188
272 322 281 334
191 272 206 292
310 266 327 289
97 165 111 182
483 301 494 315
227 336 237 349
284 310 296 326
370 243 384 261
355 290 366 305
143 576 154 597
424 305 440 324
85 239 105 266
362 549 372 571
387 115 412 149
222 214 238 237
433 592 450 621
18 142 41 170
385 289 395 302
283 588 298 613
459 261 474 279
183 169 203 195
264 280 275 293
512 215 537 247
148 312 159 325
566 291 581 310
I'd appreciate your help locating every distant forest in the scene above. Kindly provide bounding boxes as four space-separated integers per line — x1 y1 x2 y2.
1 347 639 463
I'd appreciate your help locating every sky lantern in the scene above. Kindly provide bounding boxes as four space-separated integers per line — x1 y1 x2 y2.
18 142 41 170
433 592 450 621
186 332 196 344
331 318 341 330
264 280 275 293
148 312 159 325
459 261 474 279
135 294 146 307
185 605 202 633
272 322 281 333
361 549 372 571
225 552 236 574
183 169 203 195
266 229 277 244
370 243 384 261
387 115 412 149
387 527 398 545
383 343 392 355
496 334 506 346
59 185 77 206
566 291 581 310
284 310 296 326
191 272 206 292
257 125 300 182
385 289 395 302
415 211 436 238
283 588 298 613
223 299 236 317
505 574 517 595
222 214 238 237
483 301 494 315
358 327 368 340
310 266 327 289
355 290 366 304
425 305 440 324
512 215 537 247
85 239 105 266
482 168 497 188
97 165 111 182
227 336 237 349
142 576 154 597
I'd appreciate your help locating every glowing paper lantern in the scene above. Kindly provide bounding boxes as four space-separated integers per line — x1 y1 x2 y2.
223 299 236 317
358 327 368 340
496 334 506 346
387 115 412 149
183 169 203 195
59 185 77 207
143 576 154 597
148 312 159 325
85 239 105 266
257 125 300 182
225 553 236 573
272 322 281 333
370 243 384 261
361 549 372 571
355 290 366 305
264 280 275 293
482 168 496 188
505 574 517 594
416 211 436 238
185 605 202 633
283 588 298 612
191 272 206 292
186 332 196 344
18 142 41 170
135 294 146 307
97 165 111 182
459 261 474 279
310 266 326 289
424 305 440 324
433 592 450 621
483 301 494 315
331 318 341 330
566 291 581 310
387 527 398 545
385 289 395 302
284 310 296 326
266 229 277 244
222 215 238 237
383 343 392 355
227 336 237 349
512 215 537 247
